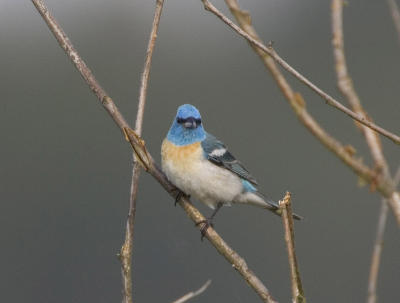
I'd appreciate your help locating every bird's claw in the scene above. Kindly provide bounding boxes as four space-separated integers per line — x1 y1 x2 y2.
195 218 214 241
174 189 190 206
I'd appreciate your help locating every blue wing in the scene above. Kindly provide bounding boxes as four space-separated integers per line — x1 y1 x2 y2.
201 133 258 186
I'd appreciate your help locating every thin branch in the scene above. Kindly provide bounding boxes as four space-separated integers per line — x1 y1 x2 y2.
222 0 400 225
120 1 165 302
388 0 400 44
332 0 389 170
367 166 400 303
171 280 212 303
31 2 278 302
279 192 306 303
199 0 400 146
331 5 399 301
367 201 388 303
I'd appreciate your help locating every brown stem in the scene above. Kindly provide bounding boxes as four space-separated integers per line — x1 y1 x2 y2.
331 0 389 171
367 167 400 303
367 201 388 303
31 1 277 301
279 192 306 303
120 1 165 302
200 0 400 145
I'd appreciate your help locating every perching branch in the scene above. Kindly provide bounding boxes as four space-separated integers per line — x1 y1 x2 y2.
220 0 400 225
199 0 400 146
367 166 400 303
279 192 305 303
120 1 165 303
170 280 212 303
123 128 277 303
31 1 278 302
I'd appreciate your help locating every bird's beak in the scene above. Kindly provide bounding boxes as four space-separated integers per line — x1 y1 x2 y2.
183 117 197 129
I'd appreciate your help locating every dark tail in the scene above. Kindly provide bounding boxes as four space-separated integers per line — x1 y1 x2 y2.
256 192 303 220
243 190 303 220
266 199 303 220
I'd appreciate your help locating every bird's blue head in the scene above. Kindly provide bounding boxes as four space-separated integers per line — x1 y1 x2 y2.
167 104 206 146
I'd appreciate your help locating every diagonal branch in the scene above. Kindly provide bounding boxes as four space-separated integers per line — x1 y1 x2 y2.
220 0 400 226
279 192 306 303
120 1 165 303
199 0 400 146
31 1 277 302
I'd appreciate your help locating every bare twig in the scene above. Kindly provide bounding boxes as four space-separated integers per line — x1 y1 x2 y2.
367 201 388 303
332 0 389 170
388 0 400 44
31 1 278 302
120 1 165 302
200 0 400 145
367 167 400 303
221 0 400 225
331 4 399 301
171 280 212 303
279 192 306 303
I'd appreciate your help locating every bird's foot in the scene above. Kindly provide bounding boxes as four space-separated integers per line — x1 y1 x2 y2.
173 188 190 206
195 218 214 241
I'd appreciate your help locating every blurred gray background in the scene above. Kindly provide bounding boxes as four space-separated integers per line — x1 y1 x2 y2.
1 0 400 302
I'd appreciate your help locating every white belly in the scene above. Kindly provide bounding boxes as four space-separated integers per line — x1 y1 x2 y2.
161 140 243 209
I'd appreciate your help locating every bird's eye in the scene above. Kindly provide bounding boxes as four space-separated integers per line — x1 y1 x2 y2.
176 117 184 124
195 118 202 125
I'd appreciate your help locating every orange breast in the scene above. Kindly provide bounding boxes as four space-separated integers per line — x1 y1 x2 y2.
161 140 203 170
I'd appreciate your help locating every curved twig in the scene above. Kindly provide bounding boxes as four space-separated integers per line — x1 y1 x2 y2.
171 280 212 303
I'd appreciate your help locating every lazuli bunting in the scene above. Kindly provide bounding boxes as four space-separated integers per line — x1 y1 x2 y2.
161 104 302 234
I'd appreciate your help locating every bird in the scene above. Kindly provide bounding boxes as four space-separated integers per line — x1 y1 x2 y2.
161 104 302 237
